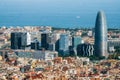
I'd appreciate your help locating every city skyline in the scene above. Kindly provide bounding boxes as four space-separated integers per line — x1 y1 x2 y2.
0 0 120 80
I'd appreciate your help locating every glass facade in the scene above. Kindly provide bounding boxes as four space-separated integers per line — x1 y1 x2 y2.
94 11 108 57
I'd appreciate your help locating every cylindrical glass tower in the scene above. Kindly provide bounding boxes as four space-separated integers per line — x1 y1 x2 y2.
94 11 108 57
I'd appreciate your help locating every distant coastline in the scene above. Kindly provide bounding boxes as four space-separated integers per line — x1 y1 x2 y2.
0 26 120 30
0 13 119 29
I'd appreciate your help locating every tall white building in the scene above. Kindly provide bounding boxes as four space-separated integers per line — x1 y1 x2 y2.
21 32 31 46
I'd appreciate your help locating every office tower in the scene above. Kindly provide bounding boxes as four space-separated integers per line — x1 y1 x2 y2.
22 32 31 46
51 33 60 51
94 11 108 57
59 33 70 54
72 36 81 49
11 32 21 49
41 33 51 50
11 32 31 49
77 43 94 57
70 36 81 56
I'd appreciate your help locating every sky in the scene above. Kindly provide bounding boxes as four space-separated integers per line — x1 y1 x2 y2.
0 0 119 27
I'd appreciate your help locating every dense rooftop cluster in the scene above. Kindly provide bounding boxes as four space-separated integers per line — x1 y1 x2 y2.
0 26 120 80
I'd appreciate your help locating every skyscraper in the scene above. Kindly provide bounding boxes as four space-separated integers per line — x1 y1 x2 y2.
72 36 81 49
94 11 108 57
69 36 81 56
41 33 51 50
11 32 31 49
59 33 70 54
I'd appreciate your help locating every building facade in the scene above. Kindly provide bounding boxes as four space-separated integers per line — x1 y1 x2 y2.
94 11 108 57
11 32 31 49
15 50 58 61
41 33 51 50
31 39 39 50
108 38 120 47
72 36 81 49
77 43 94 57
59 33 70 55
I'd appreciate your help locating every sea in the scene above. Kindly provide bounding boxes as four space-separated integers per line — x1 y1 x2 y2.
0 13 119 29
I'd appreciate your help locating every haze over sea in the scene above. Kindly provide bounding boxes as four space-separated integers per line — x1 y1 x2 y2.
0 0 120 28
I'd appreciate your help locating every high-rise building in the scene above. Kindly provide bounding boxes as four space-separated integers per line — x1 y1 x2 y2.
69 36 81 56
94 11 108 57
41 33 51 50
77 43 94 57
59 33 70 54
51 33 60 51
22 32 31 46
11 32 31 49
72 36 81 49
